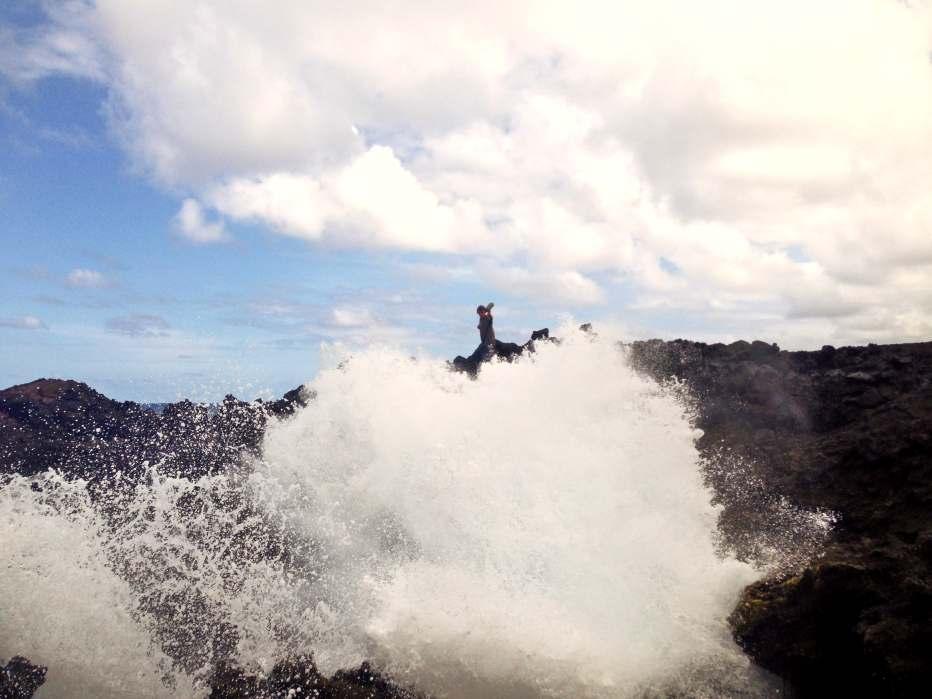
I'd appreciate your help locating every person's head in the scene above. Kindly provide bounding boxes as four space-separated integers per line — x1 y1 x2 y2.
476 305 486 315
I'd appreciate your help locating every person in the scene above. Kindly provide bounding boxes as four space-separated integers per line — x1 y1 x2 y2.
476 302 495 360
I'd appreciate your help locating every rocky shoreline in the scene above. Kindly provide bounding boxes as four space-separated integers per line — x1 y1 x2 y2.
2 336 930 697
628 339 932 696
0 378 307 484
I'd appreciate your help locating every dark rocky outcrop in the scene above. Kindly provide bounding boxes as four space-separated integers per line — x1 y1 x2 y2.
0 379 309 482
209 657 420 698
0 656 46 699
0 378 321 690
3 336 930 696
628 338 932 697
450 327 556 376
0 380 425 698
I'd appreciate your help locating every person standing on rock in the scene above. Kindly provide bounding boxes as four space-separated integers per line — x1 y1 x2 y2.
477 302 496 360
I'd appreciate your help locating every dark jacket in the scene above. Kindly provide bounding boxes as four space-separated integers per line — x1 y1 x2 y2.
477 303 495 347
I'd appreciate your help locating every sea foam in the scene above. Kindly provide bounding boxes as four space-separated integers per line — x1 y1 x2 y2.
1 330 777 697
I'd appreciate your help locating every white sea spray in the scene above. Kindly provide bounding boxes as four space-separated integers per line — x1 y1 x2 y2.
1 330 806 697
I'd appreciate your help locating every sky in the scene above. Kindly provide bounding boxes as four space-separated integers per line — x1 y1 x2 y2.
1 0 930 402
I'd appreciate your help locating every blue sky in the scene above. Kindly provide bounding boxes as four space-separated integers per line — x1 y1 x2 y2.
1 1 930 401
0 75 618 400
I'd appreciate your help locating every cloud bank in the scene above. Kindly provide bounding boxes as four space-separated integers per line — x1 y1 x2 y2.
65 268 107 288
0 315 47 330
174 198 227 244
6 0 932 344
105 314 170 338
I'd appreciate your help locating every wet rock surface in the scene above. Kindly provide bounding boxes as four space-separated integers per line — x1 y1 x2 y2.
0 379 423 698
0 656 47 699
209 658 421 699
3 337 930 696
628 339 932 697
0 378 309 483
449 327 555 376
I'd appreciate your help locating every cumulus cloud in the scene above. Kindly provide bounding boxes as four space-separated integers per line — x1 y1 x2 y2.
12 0 932 342
105 314 170 337
65 268 107 288
174 198 227 243
330 306 376 328
0 315 47 330
0 1 104 84
484 266 606 306
312 304 412 346
207 146 490 252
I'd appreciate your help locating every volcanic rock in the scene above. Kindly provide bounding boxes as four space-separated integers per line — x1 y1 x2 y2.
449 326 557 376
628 338 932 696
209 657 421 699
0 379 309 482
0 656 46 699
4 336 930 695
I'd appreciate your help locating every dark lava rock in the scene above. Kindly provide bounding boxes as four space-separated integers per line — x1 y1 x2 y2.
0 378 309 482
0 379 321 687
5 336 930 696
0 656 47 699
0 381 427 698
264 385 312 418
629 338 932 696
450 326 561 376
209 657 420 699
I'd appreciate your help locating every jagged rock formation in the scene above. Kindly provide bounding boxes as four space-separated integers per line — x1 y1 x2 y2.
449 327 554 376
0 656 46 699
0 379 421 699
3 336 930 696
209 658 420 699
0 378 309 482
628 339 932 697
0 379 324 695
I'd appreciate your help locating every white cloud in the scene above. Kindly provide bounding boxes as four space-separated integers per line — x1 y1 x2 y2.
65 268 107 288
0 1 104 83
207 146 490 252
13 0 932 343
247 302 302 318
483 265 606 306
209 174 331 239
173 198 227 243
403 262 476 283
0 315 47 330
331 146 490 252
330 306 375 328
105 314 170 337
314 304 411 346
